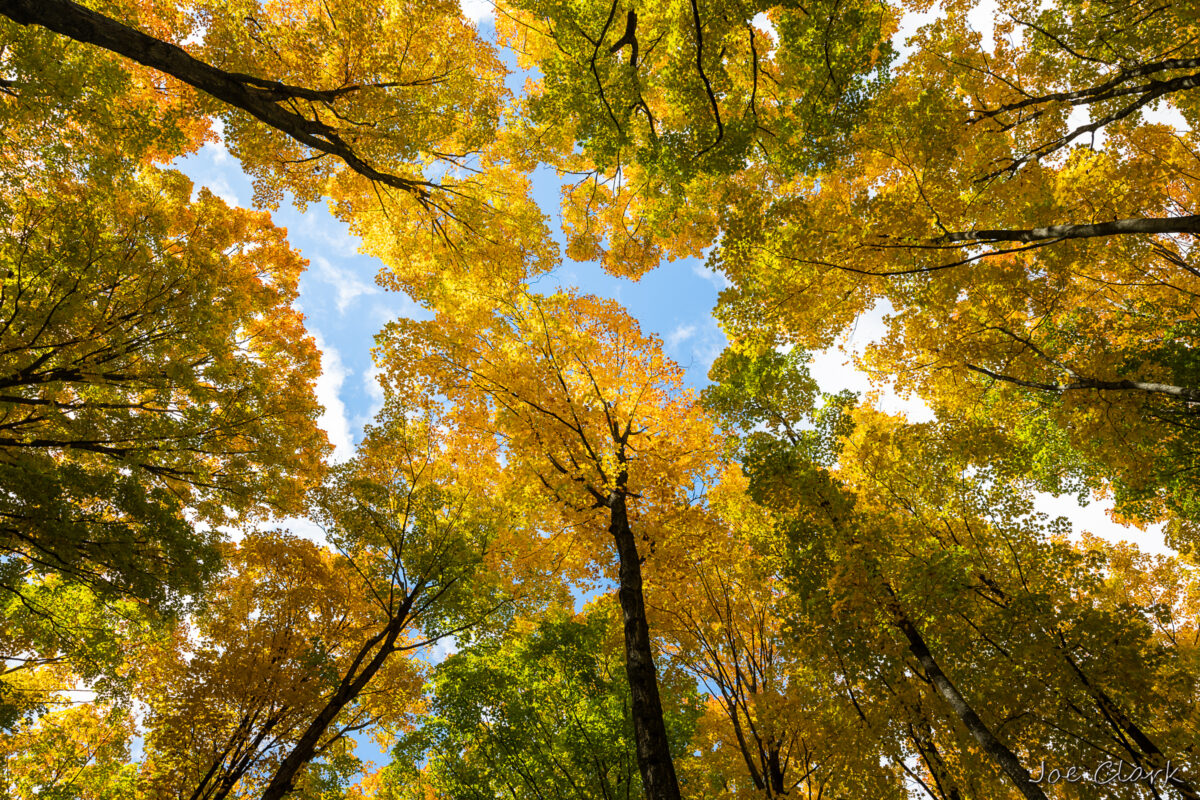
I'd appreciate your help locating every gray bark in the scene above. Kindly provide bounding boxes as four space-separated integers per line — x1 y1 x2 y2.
883 586 1049 800
941 214 1200 245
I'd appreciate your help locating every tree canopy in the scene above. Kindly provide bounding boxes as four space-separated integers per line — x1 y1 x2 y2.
3 1 1199 799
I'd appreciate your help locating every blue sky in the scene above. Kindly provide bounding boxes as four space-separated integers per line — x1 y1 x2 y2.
174 143 730 462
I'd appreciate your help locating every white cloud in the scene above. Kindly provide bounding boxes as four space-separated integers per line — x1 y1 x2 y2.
894 1 997 62
1064 104 1108 151
695 340 726 378
369 296 432 326
210 117 227 147
663 311 727 380
966 0 998 53
751 12 777 40
200 141 231 167
185 154 239 205
351 363 386 432
1144 98 1189 131
667 323 697 349
893 5 941 63
810 345 936 422
310 254 379 314
196 120 230 166
204 175 240 207
312 330 355 462
430 635 459 661
266 515 332 547
364 363 385 410
460 0 493 22
809 301 936 421
692 262 732 291
309 219 363 258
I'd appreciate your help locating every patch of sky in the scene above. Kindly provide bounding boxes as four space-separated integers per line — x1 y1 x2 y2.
803 300 936 422
461 0 495 24
1033 492 1173 557
893 0 998 66
808 300 1177 557
173 142 429 463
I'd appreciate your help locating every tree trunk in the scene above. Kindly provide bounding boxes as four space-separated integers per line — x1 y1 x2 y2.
258 587 419 800
766 744 786 796
882 586 1049 800
1058 644 1200 800
608 492 682 800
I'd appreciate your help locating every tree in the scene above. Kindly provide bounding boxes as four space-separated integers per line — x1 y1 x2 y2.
136 531 409 800
0 165 325 604
378 291 722 800
1 0 495 199
832 409 1200 800
9 2 1200 798
0 0 208 185
495 0 897 276
0 572 158 734
654 468 903 799
704 4 1200 546
384 601 703 800
932 0 1200 183
494 0 1200 547
704 346 1200 799
0 0 558 306
138 407 508 800
0 702 136 800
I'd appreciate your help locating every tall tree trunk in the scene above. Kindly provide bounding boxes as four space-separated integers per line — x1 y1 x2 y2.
258 587 420 800
766 744 786 796
972 573 1199 800
608 491 682 800
882 585 1049 800
1057 643 1200 800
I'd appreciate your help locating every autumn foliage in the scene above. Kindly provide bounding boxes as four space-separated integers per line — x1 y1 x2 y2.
2 0 1199 799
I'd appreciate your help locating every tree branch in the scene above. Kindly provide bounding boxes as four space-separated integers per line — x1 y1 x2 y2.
0 0 438 202
966 364 1199 402
940 214 1200 245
